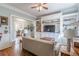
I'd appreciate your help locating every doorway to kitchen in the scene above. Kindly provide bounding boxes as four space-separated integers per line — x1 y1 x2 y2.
10 15 34 43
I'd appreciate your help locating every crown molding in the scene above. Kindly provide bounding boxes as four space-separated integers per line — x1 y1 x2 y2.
0 4 36 19
38 11 60 17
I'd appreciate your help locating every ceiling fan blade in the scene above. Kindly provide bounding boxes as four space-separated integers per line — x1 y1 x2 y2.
43 6 48 9
31 3 48 11
31 6 37 8
31 3 39 8
42 3 47 5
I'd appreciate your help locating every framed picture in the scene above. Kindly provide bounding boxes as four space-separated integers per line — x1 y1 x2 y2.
0 16 8 25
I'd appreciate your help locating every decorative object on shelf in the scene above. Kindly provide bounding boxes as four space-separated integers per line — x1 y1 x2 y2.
4 26 8 34
27 24 34 31
5 26 8 29
29 24 34 38
31 3 48 12
30 25 34 32
0 16 8 25
4 30 8 34
64 29 75 52
25 25 29 30
36 20 41 32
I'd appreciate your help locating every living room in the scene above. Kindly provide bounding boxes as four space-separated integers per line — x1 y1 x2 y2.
0 3 79 56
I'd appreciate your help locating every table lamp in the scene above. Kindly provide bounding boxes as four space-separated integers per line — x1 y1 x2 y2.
64 29 75 52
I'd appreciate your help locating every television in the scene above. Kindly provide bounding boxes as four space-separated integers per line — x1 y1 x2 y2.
44 25 55 32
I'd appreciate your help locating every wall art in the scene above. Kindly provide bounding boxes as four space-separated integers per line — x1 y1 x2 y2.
0 16 8 25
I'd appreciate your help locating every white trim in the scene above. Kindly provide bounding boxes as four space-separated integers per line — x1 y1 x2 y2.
10 15 34 22
60 12 63 35
0 4 36 19
62 12 78 18
9 14 14 41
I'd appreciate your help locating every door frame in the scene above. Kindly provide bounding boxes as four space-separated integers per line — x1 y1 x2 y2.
10 15 35 42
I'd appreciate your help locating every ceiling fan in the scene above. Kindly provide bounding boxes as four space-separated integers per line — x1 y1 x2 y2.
31 3 48 12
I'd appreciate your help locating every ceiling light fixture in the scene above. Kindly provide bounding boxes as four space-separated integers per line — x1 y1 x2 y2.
31 3 48 12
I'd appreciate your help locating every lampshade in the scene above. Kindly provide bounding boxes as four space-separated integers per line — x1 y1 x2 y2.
64 29 75 39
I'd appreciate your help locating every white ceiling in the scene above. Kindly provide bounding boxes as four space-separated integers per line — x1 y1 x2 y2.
6 3 76 18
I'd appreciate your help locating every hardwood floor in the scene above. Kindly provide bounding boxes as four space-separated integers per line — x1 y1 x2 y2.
0 38 35 56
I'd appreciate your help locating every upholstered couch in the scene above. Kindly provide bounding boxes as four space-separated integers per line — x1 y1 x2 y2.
22 37 55 56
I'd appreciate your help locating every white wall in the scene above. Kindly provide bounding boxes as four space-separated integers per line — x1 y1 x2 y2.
41 13 61 20
0 5 35 50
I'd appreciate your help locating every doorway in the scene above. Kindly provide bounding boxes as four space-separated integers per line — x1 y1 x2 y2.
10 15 34 43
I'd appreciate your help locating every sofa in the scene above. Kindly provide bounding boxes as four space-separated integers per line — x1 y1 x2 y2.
22 37 55 56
